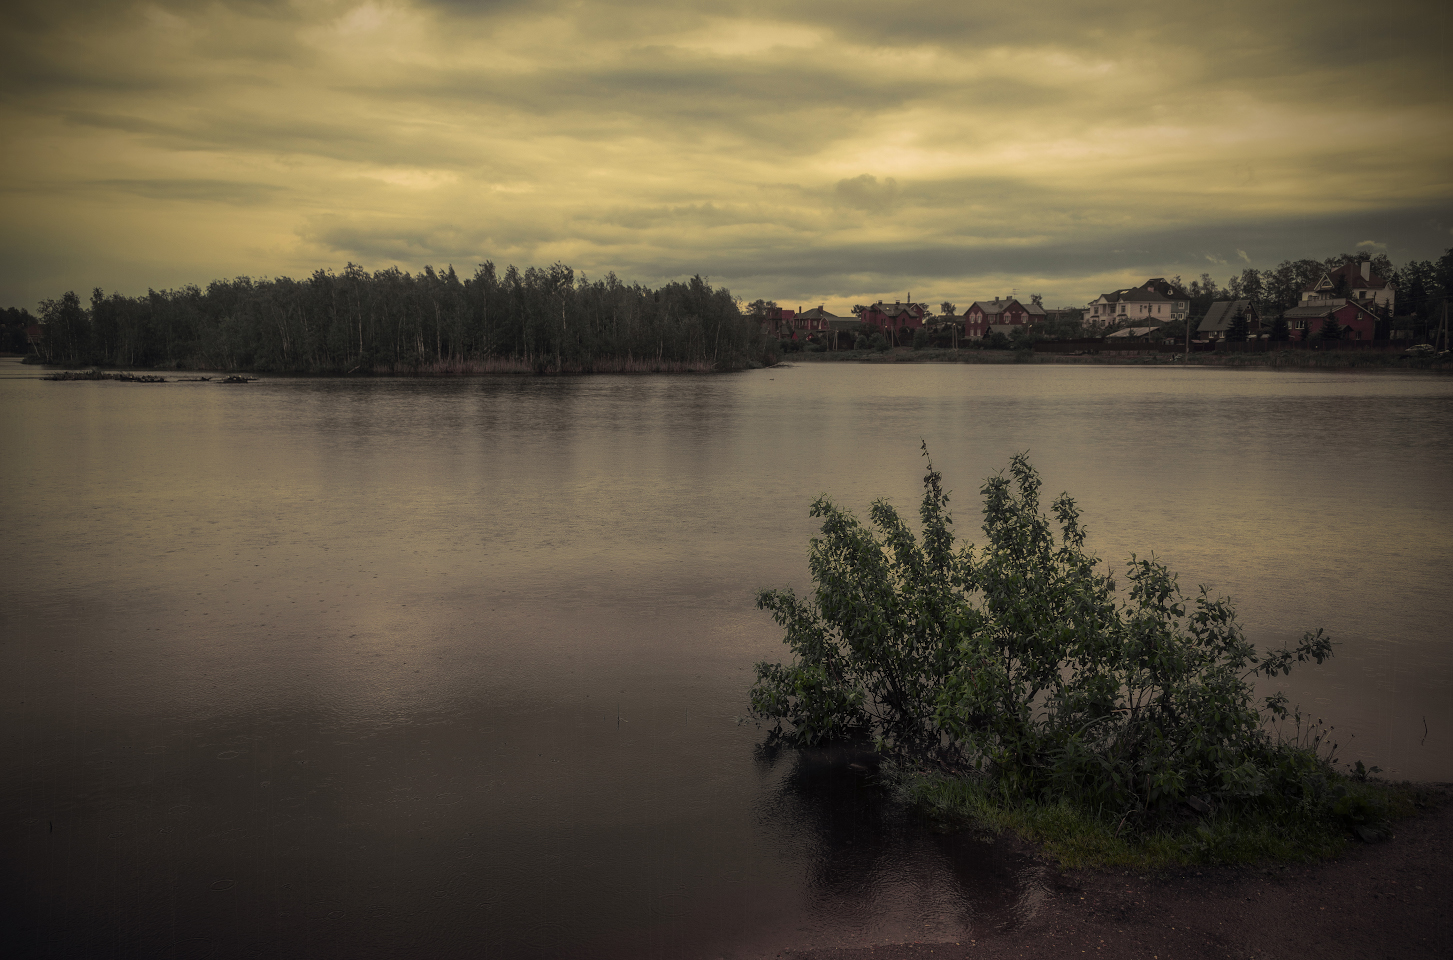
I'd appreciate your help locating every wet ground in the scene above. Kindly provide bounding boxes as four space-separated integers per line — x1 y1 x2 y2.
781 790 1453 960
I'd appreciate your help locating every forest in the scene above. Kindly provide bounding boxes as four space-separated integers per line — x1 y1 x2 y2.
25 262 766 374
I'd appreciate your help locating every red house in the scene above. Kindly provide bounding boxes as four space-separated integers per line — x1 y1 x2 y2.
853 299 928 343
963 298 1032 339
791 306 838 335
1282 299 1381 341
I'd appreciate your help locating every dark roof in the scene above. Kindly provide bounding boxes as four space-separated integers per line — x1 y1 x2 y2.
796 306 846 321
1138 278 1185 300
1094 287 1173 304
1303 262 1390 293
863 300 926 317
1200 300 1257 334
968 298 1029 315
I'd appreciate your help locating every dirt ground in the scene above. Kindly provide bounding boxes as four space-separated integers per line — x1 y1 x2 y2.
776 791 1452 960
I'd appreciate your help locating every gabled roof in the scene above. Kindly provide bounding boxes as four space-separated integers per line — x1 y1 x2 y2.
861 300 926 317
1200 300 1258 334
1096 287 1173 304
1138 278 1185 300
796 306 846 321
1304 261 1390 294
968 298 1029 316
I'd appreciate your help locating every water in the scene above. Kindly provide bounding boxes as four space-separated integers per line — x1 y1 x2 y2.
2 358 1450 958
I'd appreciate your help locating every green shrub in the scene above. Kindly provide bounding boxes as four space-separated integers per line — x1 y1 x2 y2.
751 448 1340 828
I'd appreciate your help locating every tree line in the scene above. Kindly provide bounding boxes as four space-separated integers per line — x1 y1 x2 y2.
29 263 767 373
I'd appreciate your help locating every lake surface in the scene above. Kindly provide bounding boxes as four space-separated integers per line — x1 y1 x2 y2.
2 358 1450 958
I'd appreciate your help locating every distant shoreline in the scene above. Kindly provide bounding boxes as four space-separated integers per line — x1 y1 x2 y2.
780 346 1452 371
12 349 1449 377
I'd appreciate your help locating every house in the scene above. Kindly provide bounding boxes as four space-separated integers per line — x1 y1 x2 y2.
854 299 929 342
1140 278 1190 319
1086 280 1187 327
1199 300 1262 340
1300 261 1395 313
963 298 1033 339
1282 299 1381 341
757 306 797 338
794 305 859 347
790 306 840 336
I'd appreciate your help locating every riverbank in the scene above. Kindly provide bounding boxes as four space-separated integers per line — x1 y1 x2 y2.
18 355 748 375
777 786 1451 960
783 346 1451 370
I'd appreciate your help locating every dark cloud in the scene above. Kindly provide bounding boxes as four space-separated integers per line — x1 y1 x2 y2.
0 0 1448 311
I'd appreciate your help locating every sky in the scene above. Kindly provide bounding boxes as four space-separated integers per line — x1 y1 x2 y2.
2 0 1451 314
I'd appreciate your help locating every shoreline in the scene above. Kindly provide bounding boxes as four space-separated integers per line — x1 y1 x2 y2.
774 786 1452 960
783 346 1451 371
12 349 1449 375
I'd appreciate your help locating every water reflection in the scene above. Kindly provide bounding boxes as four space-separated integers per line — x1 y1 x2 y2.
754 744 1045 946
2 359 1450 958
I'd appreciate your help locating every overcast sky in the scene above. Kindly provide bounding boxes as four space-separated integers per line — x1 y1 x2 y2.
2 0 1451 313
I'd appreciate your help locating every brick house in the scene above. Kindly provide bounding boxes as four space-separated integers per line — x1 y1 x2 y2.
791 306 843 336
963 298 1032 339
854 299 929 343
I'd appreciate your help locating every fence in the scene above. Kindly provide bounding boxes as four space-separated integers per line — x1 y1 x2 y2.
1033 337 1415 355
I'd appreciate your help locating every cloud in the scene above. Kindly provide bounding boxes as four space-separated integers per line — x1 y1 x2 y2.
94 178 286 206
0 0 1450 312
834 175 900 212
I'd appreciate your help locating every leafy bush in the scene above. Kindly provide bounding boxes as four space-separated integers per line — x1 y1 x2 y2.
751 449 1338 826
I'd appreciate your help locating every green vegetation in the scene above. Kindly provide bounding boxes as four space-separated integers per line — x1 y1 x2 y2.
897 769 1434 868
750 449 1415 865
31 263 765 374
1225 310 1250 342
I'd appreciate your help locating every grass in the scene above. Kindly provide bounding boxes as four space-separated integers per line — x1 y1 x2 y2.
788 347 1032 363
891 767 1438 869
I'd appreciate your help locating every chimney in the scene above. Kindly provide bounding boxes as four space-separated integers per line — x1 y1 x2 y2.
1361 261 1371 281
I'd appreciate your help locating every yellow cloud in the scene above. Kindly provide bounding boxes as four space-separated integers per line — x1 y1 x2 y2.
0 0 1449 312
